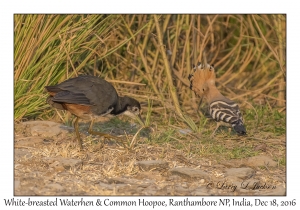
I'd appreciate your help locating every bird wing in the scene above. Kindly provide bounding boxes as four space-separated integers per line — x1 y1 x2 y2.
46 76 119 114
51 90 91 105
46 76 98 105
209 100 243 124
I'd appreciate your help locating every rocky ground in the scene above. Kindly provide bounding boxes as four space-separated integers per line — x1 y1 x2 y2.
14 120 286 196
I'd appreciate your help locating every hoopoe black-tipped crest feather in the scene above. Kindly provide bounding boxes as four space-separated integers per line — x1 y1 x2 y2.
188 62 246 136
188 62 217 97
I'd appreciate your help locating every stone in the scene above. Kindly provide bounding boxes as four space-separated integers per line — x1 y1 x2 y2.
21 121 71 138
59 158 82 169
220 159 246 168
107 177 153 187
15 137 45 147
97 182 115 190
174 185 190 193
142 185 158 195
136 160 169 171
225 168 255 180
46 183 64 191
169 167 210 180
14 149 32 160
43 157 82 170
254 143 267 152
49 160 65 172
192 186 211 195
14 180 21 191
135 171 165 182
247 155 277 167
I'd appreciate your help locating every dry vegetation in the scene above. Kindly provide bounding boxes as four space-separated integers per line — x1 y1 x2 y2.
14 14 286 195
14 14 286 120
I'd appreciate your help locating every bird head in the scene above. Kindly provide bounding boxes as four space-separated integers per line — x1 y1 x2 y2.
188 62 216 98
120 96 144 125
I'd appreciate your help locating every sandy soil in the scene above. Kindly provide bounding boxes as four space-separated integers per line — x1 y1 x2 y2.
14 120 286 196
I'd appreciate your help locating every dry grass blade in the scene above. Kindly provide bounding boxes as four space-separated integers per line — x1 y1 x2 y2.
106 80 146 86
154 15 183 117
251 15 285 76
129 126 145 149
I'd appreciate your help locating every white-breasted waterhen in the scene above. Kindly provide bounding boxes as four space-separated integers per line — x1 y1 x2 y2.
45 75 144 149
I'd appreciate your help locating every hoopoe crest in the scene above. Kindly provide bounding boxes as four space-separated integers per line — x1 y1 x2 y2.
188 62 246 135
188 62 216 99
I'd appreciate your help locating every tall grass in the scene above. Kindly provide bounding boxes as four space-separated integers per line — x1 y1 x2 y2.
14 14 286 131
14 14 149 120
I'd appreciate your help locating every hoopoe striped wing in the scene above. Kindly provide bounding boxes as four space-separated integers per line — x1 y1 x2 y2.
209 100 246 135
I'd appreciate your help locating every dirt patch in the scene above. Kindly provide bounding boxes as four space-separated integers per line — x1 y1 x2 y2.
14 121 286 196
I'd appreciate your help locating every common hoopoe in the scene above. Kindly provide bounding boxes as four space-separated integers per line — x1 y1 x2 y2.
188 62 246 136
